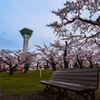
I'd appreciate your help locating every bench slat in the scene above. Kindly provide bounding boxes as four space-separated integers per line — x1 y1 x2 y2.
51 77 97 87
51 76 97 81
41 80 96 92
52 72 98 76
61 68 99 72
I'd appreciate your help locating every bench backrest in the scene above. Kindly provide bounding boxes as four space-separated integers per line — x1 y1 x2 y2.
51 68 99 88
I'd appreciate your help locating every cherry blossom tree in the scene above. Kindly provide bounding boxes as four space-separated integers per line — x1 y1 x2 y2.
91 45 100 67
0 62 6 72
35 44 62 71
50 39 79 68
20 51 37 73
85 50 94 68
0 49 38 75
0 49 18 75
71 43 100 68
36 61 40 70
0 57 2 72
72 48 86 68
32 54 43 70
46 1 100 69
47 0 100 47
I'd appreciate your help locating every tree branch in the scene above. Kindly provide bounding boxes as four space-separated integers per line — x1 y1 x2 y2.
94 40 100 46
78 17 100 27
2 60 10 65
45 58 50 64
63 18 75 25
64 17 100 27
86 31 100 38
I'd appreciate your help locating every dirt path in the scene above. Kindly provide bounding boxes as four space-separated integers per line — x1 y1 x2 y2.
0 92 47 100
0 91 63 100
0 89 100 100
0 87 3 96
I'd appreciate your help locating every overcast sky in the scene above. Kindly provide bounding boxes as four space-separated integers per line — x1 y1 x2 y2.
0 0 66 51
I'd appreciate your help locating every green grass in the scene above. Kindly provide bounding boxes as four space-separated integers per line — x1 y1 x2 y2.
0 69 52 96
0 69 100 98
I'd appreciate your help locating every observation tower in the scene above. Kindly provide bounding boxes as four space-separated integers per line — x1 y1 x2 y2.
20 28 33 51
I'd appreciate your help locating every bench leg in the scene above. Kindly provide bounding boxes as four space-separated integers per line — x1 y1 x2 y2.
63 89 70 100
44 85 49 91
44 85 54 92
90 92 95 100
50 85 53 90
58 88 62 94
63 89 68 96
78 92 95 100
58 88 65 96
77 92 89 100
38 85 49 95
79 94 88 100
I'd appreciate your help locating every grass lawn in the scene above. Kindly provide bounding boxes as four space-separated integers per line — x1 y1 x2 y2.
0 69 100 98
0 69 52 96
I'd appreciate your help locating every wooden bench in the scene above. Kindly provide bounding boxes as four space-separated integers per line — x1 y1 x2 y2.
40 68 99 100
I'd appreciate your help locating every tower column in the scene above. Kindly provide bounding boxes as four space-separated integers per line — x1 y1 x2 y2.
23 36 29 51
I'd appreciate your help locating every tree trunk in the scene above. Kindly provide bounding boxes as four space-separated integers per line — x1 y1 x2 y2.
24 67 27 73
60 63 63 69
63 41 69 68
89 59 93 68
64 60 69 68
77 60 83 68
45 57 57 71
9 64 14 76
36 62 39 70
9 65 17 76
24 63 29 73
0 65 1 72
73 62 79 68
9 68 14 76
44 61 49 69
52 65 56 71
79 62 83 69
76 55 83 69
